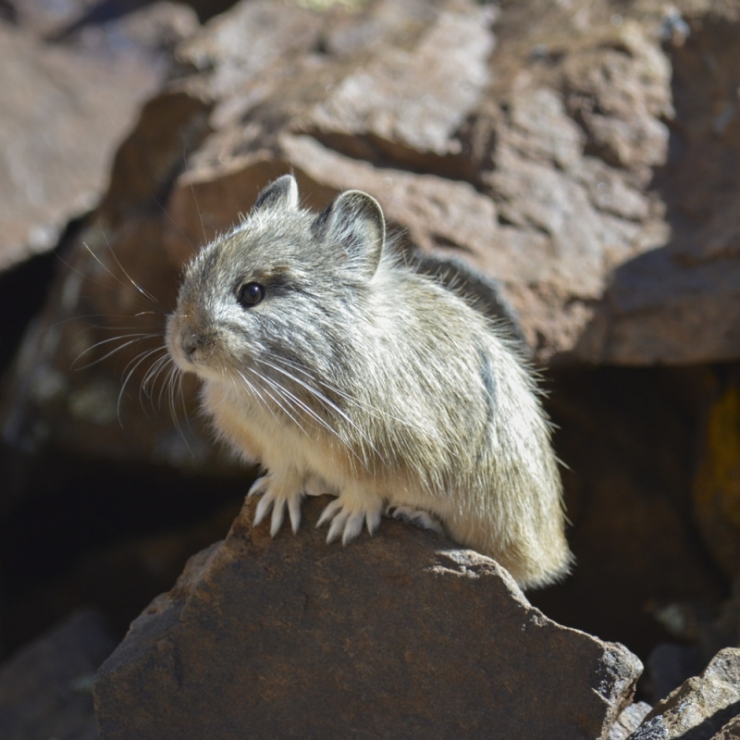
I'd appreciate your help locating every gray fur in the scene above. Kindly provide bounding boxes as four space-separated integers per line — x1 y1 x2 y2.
166 176 572 588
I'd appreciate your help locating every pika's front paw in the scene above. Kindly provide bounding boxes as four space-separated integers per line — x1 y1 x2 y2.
248 475 304 536
316 493 383 545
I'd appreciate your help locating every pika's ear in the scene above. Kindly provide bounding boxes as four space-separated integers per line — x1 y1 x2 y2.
314 190 385 278
252 175 299 214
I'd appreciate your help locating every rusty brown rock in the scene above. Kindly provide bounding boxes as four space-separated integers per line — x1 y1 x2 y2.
159 0 681 363
575 10 740 365
628 648 740 740
93 495 642 740
562 21 673 177
304 3 495 171
0 2 198 272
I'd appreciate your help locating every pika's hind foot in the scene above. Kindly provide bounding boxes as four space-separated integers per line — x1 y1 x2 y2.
388 505 444 535
316 491 383 545
248 475 304 536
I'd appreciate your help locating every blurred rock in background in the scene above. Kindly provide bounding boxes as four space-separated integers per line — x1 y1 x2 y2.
1 0 740 737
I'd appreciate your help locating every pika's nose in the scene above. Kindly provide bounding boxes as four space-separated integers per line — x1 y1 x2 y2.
180 330 204 359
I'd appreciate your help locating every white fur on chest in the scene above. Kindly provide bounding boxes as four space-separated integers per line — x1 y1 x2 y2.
202 379 334 487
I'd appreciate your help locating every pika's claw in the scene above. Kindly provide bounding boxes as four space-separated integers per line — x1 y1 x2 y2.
253 489 274 526
326 509 350 544
270 499 286 537
288 493 302 533
316 498 342 529
317 493 384 545
249 475 304 536
388 505 444 534
342 512 365 544
366 507 381 535
248 476 270 498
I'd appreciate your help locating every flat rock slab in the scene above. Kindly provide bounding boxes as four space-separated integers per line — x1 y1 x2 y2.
94 496 642 740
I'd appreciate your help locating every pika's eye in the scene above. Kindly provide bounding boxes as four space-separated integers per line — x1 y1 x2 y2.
237 282 265 308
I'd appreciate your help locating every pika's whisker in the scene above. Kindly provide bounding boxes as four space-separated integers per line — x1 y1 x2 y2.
244 368 309 436
80 241 150 307
165 365 194 456
253 363 373 471
176 371 192 432
142 352 171 400
257 357 381 468
96 223 161 306
74 333 161 370
158 361 177 410
153 193 197 255
234 371 280 426
52 313 159 331
139 350 170 408
54 252 129 299
265 354 428 438
117 345 167 424
253 369 329 437
191 179 208 247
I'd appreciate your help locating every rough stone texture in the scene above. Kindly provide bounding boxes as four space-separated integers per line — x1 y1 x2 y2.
5 0 740 470
574 8 740 364
628 648 740 740
609 702 652 740
304 3 495 164
0 609 116 740
0 0 198 271
165 1 677 363
693 371 740 580
1 4 738 735
93 496 642 740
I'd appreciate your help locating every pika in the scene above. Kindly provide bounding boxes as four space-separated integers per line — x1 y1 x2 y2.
166 175 572 588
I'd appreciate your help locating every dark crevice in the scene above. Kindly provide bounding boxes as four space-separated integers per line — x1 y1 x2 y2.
0 213 89 378
0 445 245 658
0 0 16 24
